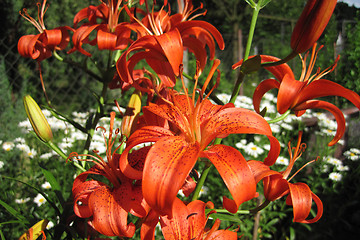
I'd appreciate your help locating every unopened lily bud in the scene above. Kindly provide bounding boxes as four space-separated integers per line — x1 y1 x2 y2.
121 90 142 137
291 0 337 53
23 95 53 142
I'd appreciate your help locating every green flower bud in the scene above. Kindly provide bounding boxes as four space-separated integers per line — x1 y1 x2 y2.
23 95 53 142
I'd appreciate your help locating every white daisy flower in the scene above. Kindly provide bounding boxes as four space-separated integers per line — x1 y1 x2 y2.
280 122 293 131
349 148 360 154
46 221 55 230
324 157 342 166
344 150 360 161
244 142 264 158
34 194 47 207
336 165 349 172
275 156 289 166
216 93 231 103
198 186 209 197
15 197 31 204
2 142 15 151
235 139 247 149
16 143 30 153
269 124 281 134
26 148 37 158
41 182 51 189
40 152 56 159
14 138 26 144
329 172 342 182
320 128 336 137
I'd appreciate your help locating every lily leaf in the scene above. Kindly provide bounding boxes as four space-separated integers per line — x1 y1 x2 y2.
260 0 272 8
40 164 65 206
208 212 242 224
0 199 29 225
244 0 256 8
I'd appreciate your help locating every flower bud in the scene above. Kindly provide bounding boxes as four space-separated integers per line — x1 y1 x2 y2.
23 95 53 142
291 0 337 53
121 90 142 137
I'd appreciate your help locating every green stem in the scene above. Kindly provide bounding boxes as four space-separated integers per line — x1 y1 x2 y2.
47 141 87 172
267 110 291 124
191 164 212 201
261 51 298 68
243 2 262 61
250 199 271 214
208 209 250 214
230 1 262 104
83 83 108 155
229 71 245 104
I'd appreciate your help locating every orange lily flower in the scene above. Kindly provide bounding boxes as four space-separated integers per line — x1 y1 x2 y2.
251 44 360 145
140 199 238 240
68 0 132 56
120 60 280 216
248 131 323 224
17 0 72 61
69 112 148 237
160 199 238 240
291 0 337 53
116 0 224 87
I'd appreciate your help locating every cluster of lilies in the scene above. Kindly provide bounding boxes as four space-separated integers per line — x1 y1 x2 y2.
18 0 360 239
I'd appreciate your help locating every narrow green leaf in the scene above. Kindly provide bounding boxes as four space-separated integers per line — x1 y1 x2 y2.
260 0 272 8
0 229 5 240
40 164 65 206
209 213 242 223
0 199 29 224
0 220 24 226
2 176 61 216
245 0 256 8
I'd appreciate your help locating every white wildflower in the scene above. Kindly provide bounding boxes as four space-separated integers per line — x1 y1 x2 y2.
46 221 55 230
336 165 349 172
275 156 289 166
235 139 247 149
329 172 342 182
324 157 342 167
34 194 46 207
244 142 264 158
16 143 30 153
41 182 51 189
15 197 31 204
2 142 15 151
25 148 37 158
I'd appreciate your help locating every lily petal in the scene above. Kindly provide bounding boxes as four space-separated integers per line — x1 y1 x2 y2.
142 136 200 216
253 78 280 113
277 74 307 114
247 160 280 183
286 182 323 223
294 100 346 146
202 145 256 213
202 107 280 165
120 126 174 179
88 186 136 237
294 79 360 110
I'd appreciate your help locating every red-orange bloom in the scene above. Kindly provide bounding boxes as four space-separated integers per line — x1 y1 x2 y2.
251 44 360 145
291 0 337 53
17 0 72 61
116 0 224 87
119 60 280 216
248 131 323 224
140 199 238 240
70 112 148 237
68 0 132 56
160 199 238 240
